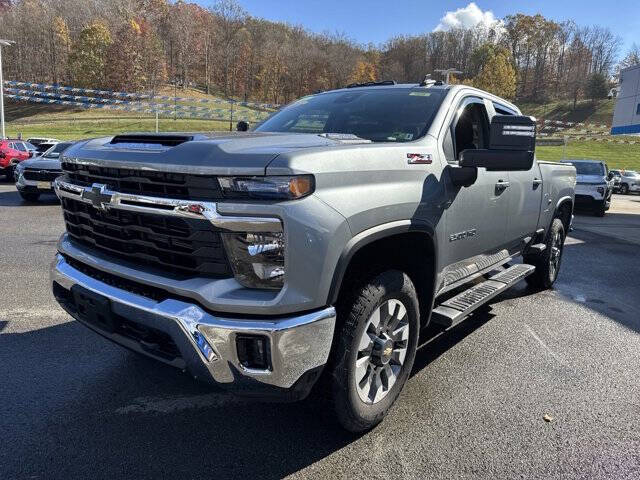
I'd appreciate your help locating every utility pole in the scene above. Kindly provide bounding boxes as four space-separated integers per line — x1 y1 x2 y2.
435 68 463 84
0 39 16 139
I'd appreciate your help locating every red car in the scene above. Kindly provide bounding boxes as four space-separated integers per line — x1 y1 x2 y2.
0 139 33 180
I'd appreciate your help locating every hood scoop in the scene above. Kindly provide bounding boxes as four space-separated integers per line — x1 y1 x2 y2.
109 134 194 150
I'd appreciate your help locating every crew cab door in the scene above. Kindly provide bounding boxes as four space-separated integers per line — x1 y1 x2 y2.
439 96 509 276
489 102 543 247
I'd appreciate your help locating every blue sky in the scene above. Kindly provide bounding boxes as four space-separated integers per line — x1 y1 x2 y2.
199 0 639 55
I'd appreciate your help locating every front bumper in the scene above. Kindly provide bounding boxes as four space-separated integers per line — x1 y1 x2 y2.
51 254 336 400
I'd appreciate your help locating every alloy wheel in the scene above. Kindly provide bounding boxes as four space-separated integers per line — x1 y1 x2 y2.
549 230 563 280
355 299 409 404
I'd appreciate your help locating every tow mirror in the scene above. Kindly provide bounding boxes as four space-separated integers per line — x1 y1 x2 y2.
236 120 249 132
459 115 536 172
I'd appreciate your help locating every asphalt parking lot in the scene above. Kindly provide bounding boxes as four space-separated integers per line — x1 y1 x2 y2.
1 185 640 480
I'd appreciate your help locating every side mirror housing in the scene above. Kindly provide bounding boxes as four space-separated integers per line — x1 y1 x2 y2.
460 149 534 171
236 120 249 132
459 114 536 172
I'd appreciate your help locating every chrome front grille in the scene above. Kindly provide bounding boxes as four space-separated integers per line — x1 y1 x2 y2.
60 195 231 278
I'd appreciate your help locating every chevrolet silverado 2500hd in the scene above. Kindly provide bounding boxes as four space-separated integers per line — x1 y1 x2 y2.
51 83 576 431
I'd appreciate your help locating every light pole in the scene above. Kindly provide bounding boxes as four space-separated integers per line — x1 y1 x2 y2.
435 68 463 84
0 39 16 139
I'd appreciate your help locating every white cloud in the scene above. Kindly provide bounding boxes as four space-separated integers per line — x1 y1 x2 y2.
434 2 502 32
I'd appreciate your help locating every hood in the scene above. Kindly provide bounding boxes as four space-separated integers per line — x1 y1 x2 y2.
19 156 62 171
62 132 370 176
576 174 606 184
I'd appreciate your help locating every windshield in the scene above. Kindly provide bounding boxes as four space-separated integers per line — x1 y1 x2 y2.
255 87 447 142
569 161 604 176
43 142 72 158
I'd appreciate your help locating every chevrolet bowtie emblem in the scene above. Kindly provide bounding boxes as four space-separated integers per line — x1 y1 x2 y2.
82 183 113 211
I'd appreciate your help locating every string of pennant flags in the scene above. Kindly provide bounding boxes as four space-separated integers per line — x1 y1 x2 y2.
3 87 261 116
4 93 271 122
2 80 280 110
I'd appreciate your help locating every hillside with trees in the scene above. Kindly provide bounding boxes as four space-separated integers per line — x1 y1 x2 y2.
0 0 638 107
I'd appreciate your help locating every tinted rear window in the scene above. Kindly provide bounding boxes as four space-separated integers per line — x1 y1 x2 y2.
256 88 447 143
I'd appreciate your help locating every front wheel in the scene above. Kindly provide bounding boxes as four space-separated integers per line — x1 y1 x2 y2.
524 217 566 289
595 200 606 217
620 184 629 195
323 270 419 432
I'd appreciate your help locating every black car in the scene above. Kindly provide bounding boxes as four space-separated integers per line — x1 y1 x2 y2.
14 142 74 202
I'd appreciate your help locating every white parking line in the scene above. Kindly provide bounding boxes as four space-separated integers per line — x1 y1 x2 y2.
523 323 567 366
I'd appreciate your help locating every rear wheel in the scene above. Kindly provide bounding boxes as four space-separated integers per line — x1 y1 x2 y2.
323 270 419 432
524 217 566 290
620 184 629 195
19 191 40 202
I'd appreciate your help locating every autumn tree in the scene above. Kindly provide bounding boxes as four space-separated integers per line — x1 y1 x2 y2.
50 17 71 84
473 50 517 100
68 21 112 88
349 60 378 84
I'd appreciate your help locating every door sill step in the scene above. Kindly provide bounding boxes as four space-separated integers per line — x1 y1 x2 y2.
431 264 535 328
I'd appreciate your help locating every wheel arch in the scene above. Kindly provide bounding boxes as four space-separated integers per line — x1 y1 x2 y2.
327 221 438 324
555 196 573 233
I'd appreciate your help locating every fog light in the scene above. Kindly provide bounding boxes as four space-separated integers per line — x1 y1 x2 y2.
597 187 605 195
236 334 271 370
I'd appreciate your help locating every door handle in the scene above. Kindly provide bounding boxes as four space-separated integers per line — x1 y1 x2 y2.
533 178 543 187
495 180 510 190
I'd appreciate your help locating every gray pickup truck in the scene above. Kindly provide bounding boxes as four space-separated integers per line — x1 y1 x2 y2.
50 82 575 431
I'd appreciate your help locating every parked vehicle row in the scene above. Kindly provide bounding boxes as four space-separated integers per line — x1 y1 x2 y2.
14 142 74 202
0 139 39 179
609 169 640 195
561 159 613 216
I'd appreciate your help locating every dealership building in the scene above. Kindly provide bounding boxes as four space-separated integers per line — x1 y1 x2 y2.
611 64 640 135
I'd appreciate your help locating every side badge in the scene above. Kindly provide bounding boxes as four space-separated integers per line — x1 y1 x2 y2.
407 153 432 164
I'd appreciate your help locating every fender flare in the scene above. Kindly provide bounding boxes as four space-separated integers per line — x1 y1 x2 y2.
327 220 437 305
555 195 574 213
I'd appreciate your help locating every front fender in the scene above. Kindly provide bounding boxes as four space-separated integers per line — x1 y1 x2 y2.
327 220 437 305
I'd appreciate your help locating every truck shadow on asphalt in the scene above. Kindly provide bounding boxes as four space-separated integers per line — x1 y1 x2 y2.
0 189 59 207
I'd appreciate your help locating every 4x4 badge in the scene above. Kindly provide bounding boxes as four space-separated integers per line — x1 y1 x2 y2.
82 183 113 211
407 153 432 164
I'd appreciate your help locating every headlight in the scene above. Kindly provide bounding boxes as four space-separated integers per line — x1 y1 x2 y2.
218 175 314 200
222 232 285 289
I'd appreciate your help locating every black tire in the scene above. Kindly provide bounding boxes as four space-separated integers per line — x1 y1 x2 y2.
524 217 566 290
595 201 606 217
620 184 629 195
322 270 419 432
19 191 40 202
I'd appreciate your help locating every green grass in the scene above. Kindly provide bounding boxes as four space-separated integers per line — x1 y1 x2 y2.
5 84 275 139
5 115 235 140
536 140 640 170
520 99 615 126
